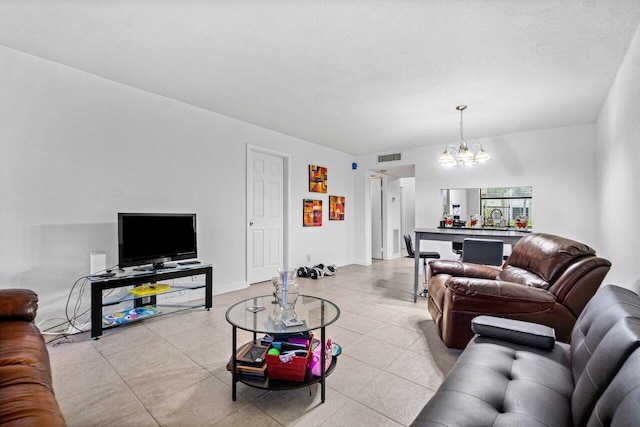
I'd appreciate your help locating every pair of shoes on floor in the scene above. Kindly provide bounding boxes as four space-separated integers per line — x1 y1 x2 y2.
312 264 338 278
296 264 337 279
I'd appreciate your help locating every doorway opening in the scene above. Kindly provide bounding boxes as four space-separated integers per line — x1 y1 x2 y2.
370 176 383 260
369 165 416 261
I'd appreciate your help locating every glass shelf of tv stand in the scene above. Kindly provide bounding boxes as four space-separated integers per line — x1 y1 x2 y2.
94 264 210 304
101 282 207 307
91 263 212 282
101 298 207 330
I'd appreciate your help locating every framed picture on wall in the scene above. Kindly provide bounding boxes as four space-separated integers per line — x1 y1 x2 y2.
329 195 345 221
303 199 323 227
309 165 327 193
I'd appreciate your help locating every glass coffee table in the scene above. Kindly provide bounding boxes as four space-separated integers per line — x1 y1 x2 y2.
225 295 340 402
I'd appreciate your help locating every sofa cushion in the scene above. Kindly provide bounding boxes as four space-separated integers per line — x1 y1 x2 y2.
506 233 595 283
411 337 573 427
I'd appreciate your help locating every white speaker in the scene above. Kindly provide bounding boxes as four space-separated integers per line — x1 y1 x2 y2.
90 252 107 274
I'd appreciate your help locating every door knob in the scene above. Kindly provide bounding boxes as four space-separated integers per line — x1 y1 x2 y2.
249 222 254 226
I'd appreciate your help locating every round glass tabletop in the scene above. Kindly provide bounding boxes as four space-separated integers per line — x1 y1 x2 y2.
225 294 340 334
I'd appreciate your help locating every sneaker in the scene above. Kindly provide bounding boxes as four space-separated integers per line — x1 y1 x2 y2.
297 267 309 278
313 263 325 270
308 268 318 279
324 265 337 276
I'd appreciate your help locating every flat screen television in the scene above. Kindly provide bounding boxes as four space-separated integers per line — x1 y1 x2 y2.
118 213 197 270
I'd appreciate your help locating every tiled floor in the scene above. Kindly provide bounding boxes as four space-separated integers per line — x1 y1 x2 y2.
48 257 461 426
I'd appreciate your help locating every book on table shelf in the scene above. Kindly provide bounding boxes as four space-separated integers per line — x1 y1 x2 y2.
225 359 267 377
226 343 268 377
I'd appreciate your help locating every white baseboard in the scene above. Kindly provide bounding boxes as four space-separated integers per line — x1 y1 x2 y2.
214 280 248 295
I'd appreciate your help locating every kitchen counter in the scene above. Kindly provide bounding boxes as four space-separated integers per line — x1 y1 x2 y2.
437 226 532 232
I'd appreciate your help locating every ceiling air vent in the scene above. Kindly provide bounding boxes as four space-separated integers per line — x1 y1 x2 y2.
377 152 402 163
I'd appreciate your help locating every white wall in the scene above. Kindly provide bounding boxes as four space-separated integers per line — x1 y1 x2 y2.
466 189 481 219
400 177 416 247
596 24 640 292
354 124 600 262
0 46 355 326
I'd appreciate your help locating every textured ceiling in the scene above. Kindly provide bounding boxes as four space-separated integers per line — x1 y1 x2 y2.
1 1 639 155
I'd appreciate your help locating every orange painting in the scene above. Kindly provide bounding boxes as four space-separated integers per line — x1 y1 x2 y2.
329 195 345 221
309 165 327 193
303 199 323 227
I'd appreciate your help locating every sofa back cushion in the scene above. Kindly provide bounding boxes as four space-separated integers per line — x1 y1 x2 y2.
586 348 640 427
568 285 640 427
497 265 550 289
571 316 640 427
570 285 640 379
503 233 595 285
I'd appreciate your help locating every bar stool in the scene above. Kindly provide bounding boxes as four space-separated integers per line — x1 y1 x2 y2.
404 234 440 297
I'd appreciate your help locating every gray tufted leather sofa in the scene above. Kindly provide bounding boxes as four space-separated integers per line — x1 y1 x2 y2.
412 284 640 426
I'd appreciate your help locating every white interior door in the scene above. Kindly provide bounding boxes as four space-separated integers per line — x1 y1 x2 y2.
247 150 284 284
371 176 383 260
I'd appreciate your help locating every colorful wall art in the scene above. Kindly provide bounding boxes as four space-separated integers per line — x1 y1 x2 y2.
329 195 345 221
309 165 327 193
303 199 323 227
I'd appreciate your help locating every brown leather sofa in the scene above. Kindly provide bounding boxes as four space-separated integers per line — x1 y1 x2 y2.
427 233 612 349
0 289 66 426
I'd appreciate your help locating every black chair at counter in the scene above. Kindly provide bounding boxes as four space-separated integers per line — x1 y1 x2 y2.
404 234 440 297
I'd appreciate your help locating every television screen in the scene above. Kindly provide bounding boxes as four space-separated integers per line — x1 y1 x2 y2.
118 213 197 269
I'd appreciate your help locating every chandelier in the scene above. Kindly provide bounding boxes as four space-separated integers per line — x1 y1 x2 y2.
438 105 490 166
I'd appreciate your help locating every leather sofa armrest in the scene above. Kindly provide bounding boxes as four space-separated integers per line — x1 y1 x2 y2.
446 277 557 303
471 315 556 350
0 288 38 322
429 260 500 280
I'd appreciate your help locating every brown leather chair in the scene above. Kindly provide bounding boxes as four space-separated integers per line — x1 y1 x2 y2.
426 233 612 349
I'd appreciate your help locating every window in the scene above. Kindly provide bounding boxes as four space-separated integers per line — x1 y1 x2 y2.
480 186 532 227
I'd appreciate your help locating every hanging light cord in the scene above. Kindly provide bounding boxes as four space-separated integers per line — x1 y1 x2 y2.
457 105 467 143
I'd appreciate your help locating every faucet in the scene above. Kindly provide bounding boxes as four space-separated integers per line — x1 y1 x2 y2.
489 209 504 222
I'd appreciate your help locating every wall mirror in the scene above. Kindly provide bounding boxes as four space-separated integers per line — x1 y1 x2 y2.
441 186 532 229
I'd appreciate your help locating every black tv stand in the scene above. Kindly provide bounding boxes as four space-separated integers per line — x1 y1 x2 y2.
89 264 213 339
